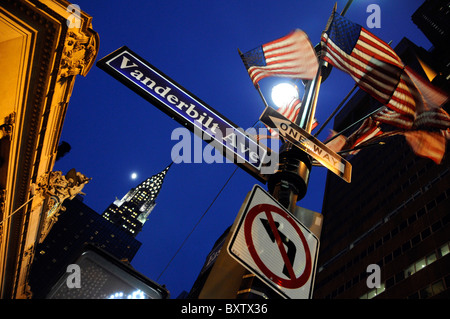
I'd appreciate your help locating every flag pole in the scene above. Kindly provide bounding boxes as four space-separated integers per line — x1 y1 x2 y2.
298 0 354 133
296 2 339 132
296 63 323 132
234 1 356 300
323 105 385 144
340 0 354 15
238 48 271 109
338 141 385 155
314 83 358 137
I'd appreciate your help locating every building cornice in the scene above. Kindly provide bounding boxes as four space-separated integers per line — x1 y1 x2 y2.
0 0 98 298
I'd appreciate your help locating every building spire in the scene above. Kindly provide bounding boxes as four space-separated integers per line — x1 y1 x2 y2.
102 162 172 237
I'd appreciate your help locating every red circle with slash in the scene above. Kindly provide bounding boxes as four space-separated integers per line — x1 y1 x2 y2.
244 203 312 289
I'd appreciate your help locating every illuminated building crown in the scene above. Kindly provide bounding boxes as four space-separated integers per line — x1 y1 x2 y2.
102 163 172 237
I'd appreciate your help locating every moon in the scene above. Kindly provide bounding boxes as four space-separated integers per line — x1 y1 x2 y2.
131 172 138 180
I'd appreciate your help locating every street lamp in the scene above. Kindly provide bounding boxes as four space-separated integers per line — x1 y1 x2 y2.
271 82 299 109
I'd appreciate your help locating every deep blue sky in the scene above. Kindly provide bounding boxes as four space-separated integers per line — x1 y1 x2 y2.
55 0 431 298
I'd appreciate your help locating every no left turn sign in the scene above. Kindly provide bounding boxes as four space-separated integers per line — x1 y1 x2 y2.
227 185 319 299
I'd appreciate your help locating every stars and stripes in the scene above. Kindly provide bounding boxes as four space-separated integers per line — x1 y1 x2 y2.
346 117 383 149
404 66 450 129
240 29 319 87
319 10 449 164
320 12 416 119
321 12 450 131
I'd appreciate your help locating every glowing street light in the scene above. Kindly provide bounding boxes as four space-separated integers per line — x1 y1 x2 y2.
271 82 299 109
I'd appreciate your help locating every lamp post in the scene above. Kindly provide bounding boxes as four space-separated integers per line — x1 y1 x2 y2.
236 81 313 299
236 0 353 299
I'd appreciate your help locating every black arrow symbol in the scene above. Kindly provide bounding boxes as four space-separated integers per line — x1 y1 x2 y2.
260 218 297 279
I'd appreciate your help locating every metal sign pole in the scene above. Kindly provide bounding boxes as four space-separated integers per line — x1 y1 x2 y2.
236 0 354 299
236 63 321 301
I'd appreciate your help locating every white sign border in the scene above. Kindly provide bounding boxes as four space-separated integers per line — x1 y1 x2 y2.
227 185 320 299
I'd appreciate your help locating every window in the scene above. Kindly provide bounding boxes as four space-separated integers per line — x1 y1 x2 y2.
419 286 432 299
411 235 421 246
418 280 446 299
408 214 417 225
439 243 449 257
367 289 377 299
360 282 386 299
404 264 415 278
431 280 445 296
384 253 392 264
431 221 442 233
426 252 437 265
402 241 412 252
415 258 426 272
386 276 394 289
407 292 419 299
416 207 426 217
421 228 431 239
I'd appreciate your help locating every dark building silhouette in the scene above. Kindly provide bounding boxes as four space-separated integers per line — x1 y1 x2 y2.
187 226 231 299
412 0 449 49
412 0 450 90
29 164 172 298
313 36 450 299
29 196 142 298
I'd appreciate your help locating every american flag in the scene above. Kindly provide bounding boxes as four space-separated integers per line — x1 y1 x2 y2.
320 12 416 122
404 66 450 129
329 110 449 163
240 29 319 87
266 98 318 136
321 12 450 132
341 117 384 154
319 11 450 163
403 130 448 164
278 97 302 123
373 106 414 129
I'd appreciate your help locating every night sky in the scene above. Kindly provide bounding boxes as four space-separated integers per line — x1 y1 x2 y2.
55 0 431 298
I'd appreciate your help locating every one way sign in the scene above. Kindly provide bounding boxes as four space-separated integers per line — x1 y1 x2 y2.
260 106 352 183
227 185 319 299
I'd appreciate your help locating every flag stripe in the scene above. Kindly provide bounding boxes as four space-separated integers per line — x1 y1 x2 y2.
373 107 414 128
404 130 446 164
321 33 403 105
358 29 403 66
267 98 302 136
320 12 425 119
321 33 402 88
242 29 318 86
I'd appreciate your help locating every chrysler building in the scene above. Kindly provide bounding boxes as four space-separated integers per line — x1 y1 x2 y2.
102 163 172 237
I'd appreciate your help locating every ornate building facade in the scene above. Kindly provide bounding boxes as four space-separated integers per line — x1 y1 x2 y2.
0 0 98 298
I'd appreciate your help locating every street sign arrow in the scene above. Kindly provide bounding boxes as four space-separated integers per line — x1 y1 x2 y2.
260 106 352 183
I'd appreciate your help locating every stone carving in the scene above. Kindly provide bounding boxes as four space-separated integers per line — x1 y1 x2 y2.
0 113 15 141
37 168 91 203
36 169 91 242
59 31 96 78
